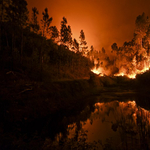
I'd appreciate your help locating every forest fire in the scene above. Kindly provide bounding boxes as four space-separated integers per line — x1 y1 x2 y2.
90 13 150 79
113 57 150 78
91 62 150 79
89 13 150 79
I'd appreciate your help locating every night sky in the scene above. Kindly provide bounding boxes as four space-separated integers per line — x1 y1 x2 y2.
26 0 150 51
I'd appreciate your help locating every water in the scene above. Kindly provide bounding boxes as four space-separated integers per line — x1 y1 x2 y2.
43 96 150 150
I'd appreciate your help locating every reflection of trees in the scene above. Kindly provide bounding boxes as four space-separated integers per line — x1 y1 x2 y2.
93 101 150 150
43 104 98 150
43 101 150 150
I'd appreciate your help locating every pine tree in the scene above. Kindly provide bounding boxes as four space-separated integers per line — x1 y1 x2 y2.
49 26 59 42
31 7 39 33
41 8 52 37
60 17 72 47
73 38 79 52
79 29 88 55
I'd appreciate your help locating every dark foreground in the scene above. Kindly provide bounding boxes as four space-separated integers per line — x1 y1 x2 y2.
1 70 150 150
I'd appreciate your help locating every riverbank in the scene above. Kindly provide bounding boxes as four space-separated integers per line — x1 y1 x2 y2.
0 69 149 149
0 70 135 125
0 69 103 149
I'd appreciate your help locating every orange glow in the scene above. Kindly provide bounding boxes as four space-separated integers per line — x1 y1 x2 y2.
26 0 150 79
26 0 150 51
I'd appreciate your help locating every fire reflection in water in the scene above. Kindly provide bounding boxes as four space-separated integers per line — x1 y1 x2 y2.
54 101 150 150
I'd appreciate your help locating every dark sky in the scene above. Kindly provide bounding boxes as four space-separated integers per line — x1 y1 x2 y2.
26 0 150 51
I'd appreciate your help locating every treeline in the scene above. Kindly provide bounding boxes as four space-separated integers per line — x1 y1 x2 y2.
0 0 92 81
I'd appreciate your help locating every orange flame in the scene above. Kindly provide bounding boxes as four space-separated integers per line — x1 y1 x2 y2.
114 65 150 79
91 66 104 76
91 57 150 79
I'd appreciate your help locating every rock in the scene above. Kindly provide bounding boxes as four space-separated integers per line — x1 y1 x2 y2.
100 76 117 87
89 72 103 87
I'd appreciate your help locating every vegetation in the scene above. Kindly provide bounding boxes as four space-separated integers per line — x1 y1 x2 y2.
0 0 93 82
1 1 150 81
1 0 150 149
0 1 99 149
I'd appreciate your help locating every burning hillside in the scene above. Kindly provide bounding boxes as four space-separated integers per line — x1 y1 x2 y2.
90 13 150 79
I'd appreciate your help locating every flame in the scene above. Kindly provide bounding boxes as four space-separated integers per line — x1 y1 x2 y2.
127 74 136 79
91 66 104 76
91 56 150 79
114 65 150 79
91 65 150 79
128 100 136 106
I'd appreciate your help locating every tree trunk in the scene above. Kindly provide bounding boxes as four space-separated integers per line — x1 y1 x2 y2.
11 32 14 70
39 46 43 81
0 0 4 52
20 30 23 64
5 32 9 47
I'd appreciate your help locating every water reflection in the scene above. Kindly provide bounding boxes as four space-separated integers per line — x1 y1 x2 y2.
44 101 150 150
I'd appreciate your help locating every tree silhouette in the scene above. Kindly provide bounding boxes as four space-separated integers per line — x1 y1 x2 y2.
102 47 105 54
72 38 79 52
40 8 53 80
5 0 29 66
111 43 118 54
67 25 72 47
60 17 67 44
0 0 6 52
135 13 150 48
60 17 72 47
135 13 150 36
31 7 39 33
90 45 94 52
79 30 88 55
142 25 150 54
41 8 52 37
6 0 28 26
49 26 59 42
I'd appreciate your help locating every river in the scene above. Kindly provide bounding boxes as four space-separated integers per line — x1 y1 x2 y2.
42 93 150 150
